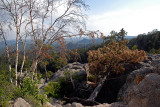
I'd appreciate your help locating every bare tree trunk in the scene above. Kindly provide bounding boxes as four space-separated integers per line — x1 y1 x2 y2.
6 46 12 83
87 74 108 101
33 59 38 73
15 32 19 86
0 24 12 83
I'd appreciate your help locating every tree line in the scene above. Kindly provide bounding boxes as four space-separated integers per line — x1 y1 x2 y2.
128 29 160 53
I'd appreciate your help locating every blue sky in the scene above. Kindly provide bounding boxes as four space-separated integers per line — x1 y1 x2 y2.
85 0 160 36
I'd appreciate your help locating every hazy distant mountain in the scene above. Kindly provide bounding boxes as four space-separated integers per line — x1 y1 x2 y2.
66 36 137 49
0 40 33 54
66 38 103 49
125 36 137 40
0 36 137 54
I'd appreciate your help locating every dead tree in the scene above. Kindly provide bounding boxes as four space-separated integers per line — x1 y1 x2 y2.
0 0 28 86
26 0 99 73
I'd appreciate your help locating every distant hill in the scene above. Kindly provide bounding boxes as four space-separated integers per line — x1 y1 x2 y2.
66 36 137 50
125 36 137 40
66 38 103 49
0 40 33 54
0 35 138 54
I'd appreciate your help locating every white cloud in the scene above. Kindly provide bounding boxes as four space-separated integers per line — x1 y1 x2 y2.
86 5 160 36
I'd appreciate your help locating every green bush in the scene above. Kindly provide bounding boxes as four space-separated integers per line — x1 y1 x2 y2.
13 78 39 99
0 83 14 107
156 49 160 54
8 77 47 106
0 70 15 107
24 94 41 107
47 71 54 79
132 45 138 50
44 77 73 98
149 48 156 54
0 61 47 106
43 82 61 98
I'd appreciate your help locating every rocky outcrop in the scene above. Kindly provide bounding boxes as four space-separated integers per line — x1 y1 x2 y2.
118 54 160 107
118 67 154 103
128 73 160 107
11 98 31 107
38 55 160 107
50 62 87 82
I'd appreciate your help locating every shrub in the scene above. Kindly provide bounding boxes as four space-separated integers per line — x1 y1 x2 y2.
88 41 147 78
0 83 15 107
0 70 15 107
156 49 160 54
0 66 47 106
44 76 73 98
43 82 61 98
24 94 41 107
149 48 156 54
13 78 39 99
12 77 48 105
47 71 54 79
132 45 138 50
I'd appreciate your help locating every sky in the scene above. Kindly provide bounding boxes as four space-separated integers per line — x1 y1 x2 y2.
1 0 160 40
85 0 160 36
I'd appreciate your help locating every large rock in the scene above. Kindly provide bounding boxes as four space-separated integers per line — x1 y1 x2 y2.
63 103 72 107
153 63 160 74
118 67 154 103
50 62 87 81
127 73 160 107
12 98 31 107
148 54 160 60
119 73 160 107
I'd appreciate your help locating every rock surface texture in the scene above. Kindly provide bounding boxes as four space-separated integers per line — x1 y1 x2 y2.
50 62 87 82
128 73 160 107
11 98 31 107
118 54 160 107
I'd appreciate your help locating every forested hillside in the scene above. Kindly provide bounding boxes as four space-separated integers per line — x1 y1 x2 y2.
128 30 160 53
